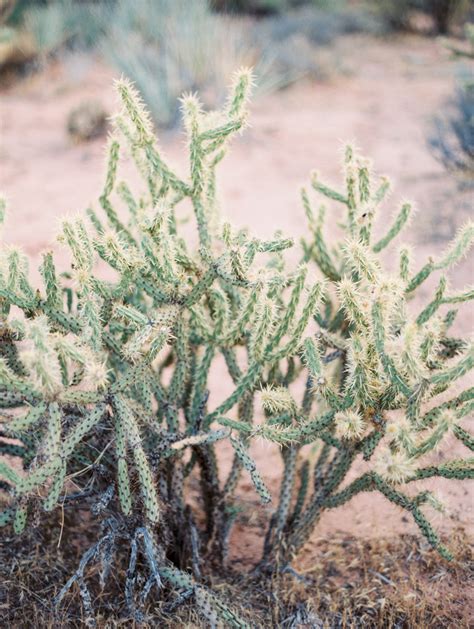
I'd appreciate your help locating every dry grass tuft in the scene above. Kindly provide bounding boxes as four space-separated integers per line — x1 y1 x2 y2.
1 500 472 628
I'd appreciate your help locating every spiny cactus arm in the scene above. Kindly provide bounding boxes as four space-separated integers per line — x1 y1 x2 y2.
403 411 456 458
5 401 47 433
0 370 42 405
434 221 474 270
43 459 67 512
112 395 160 523
216 416 253 434
345 239 381 284
0 505 15 527
372 202 412 253
0 459 21 486
337 278 367 332
110 362 150 394
301 194 341 282
112 400 132 516
13 504 27 533
0 388 36 408
372 301 411 397
273 446 298 539
430 344 473 387
442 286 474 304
189 346 215 427
99 139 137 247
115 80 189 197
62 404 107 458
416 275 448 325
54 520 250 628
0 442 27 459
167 317 190 406
221 347 243 384
420 386 474 428
14 457 62 497
372 175 391 206
160 564 250 629
321 471 375 508
360 429 385 460
229 436 271 504
406 221 474 293
184 267 218 307
413 458 474 480
44 401 61 459
161 429 230 458
0 286 36 311
206 360 261 424
116 180 138 220
288 460 310 526
39 251 61 309
86 204 105 235
311 172 348 206
452 425 474 450
316 430 343 450
282 449 355 558
265 266 307 354
272 281 325 361
223 284 260 346
373 474 453 560
456 398 474 419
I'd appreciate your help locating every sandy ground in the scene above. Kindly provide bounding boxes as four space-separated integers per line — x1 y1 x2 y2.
0 33 473 565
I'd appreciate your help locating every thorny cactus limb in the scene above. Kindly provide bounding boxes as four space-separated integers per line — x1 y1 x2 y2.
265 145 474 566
0 71 473 624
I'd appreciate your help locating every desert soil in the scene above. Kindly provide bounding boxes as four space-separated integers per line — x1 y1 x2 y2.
0 33 472 567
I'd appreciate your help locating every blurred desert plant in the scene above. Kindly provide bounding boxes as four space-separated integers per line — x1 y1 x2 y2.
100 0 371 126
67 99 108 143
212 0 291 13
249 5 383 83
371 0 469 34
430 79 474 175
0 2 36 78
0 0 16 25
443 20 474 58
17 0 279 126
100 0 270 127
424 0 470 33
212 0 349 14
0 72 473 626
22 0 106 59
429 24 474 176
10 0 385 126
254 4 382 47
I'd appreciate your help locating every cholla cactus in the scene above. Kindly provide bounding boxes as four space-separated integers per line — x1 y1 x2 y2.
0 71 473 626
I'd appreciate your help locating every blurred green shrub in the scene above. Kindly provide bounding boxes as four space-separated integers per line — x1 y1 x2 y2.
22 0 106 57
425 0 470 34
211 0 349 14
372 0 470 34
100 0 273 127
429 24 474 176
430 79 474 175
11 0 382 127
212 0 302 14
99 0 380 126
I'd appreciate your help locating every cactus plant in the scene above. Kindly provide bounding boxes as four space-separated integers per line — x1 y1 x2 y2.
430 24 474 176
0 71 473 626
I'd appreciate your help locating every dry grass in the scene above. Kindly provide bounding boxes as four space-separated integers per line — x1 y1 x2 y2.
1 500 472 628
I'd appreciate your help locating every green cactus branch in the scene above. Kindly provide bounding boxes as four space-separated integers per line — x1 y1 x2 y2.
0 70 472 624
